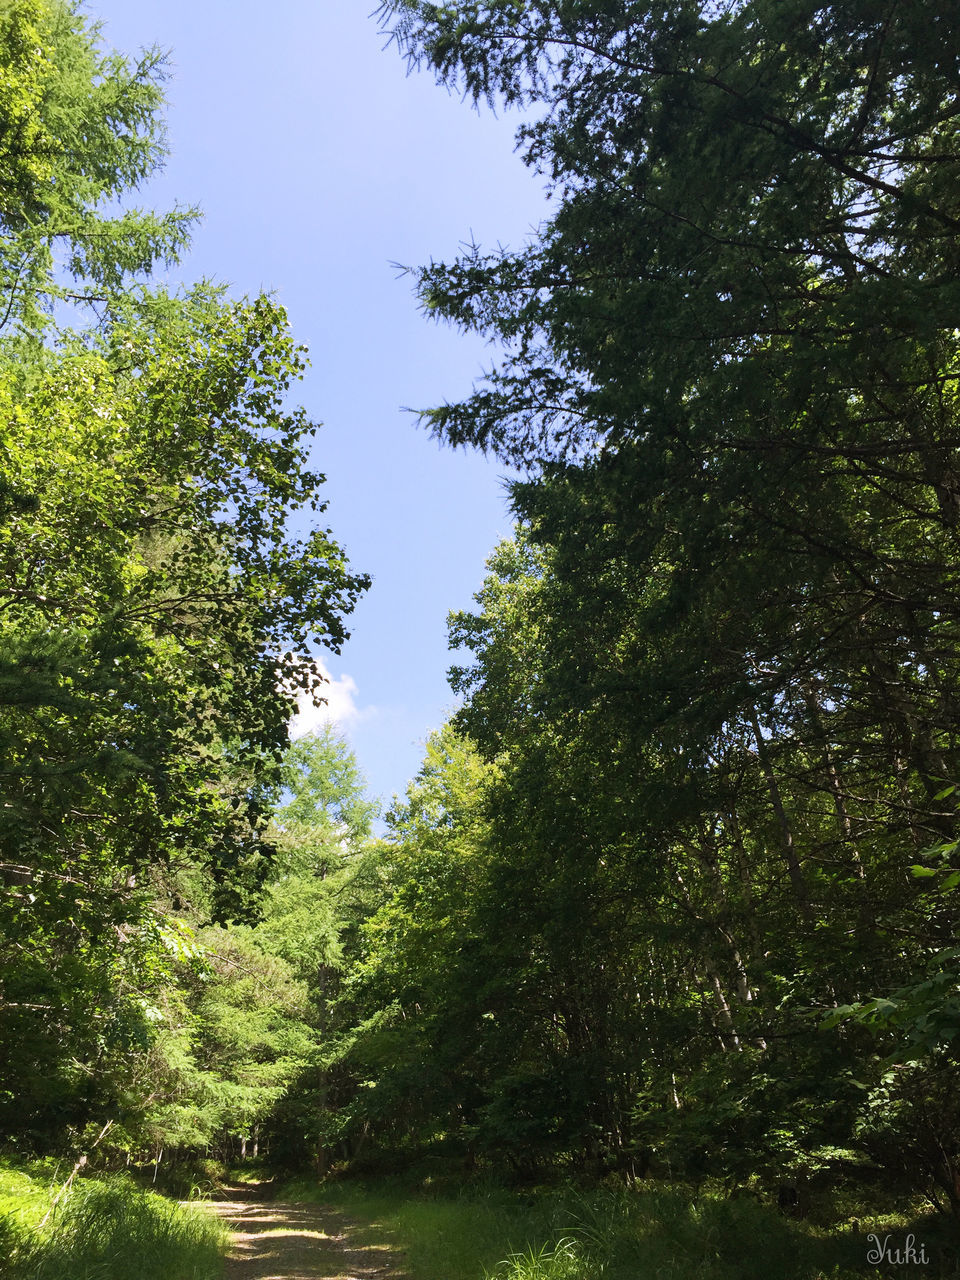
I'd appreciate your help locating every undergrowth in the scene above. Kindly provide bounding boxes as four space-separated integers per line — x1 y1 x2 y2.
0 1162 226 1280
278 1175 960 1280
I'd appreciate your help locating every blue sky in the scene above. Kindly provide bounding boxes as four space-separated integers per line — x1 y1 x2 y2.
86 1 548 811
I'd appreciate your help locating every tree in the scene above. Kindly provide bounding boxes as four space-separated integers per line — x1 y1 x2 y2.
375 0 960 1199
207 730 386 1173
0 3 369 1150
380 0 960 818
0 286 368 1148
272 726 381 878
382 0 960 467
448 530 884 1182
0 0 195 337
338 726 506 1166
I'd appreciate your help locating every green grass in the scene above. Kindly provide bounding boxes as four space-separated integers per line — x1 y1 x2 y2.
0 1159 53 1227
278 1175 960 1280
277 1175 559 1279
0 1162 226 1280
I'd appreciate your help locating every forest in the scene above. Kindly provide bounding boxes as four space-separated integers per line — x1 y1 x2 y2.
1 1 959 1278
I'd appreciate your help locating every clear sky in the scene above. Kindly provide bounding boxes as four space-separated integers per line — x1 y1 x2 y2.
85 0 548 811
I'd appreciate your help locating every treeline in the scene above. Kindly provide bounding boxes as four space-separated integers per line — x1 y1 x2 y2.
314 0 960 1215
0 0 367 1175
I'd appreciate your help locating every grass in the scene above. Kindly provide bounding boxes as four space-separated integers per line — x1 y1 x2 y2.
0 1160 52 1227
278 1174 960 1280
277 1175 558 1279
0 1161 227 1280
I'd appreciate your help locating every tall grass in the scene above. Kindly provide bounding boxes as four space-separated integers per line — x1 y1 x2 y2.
481 1188 852 1280
486 1236 584 1280
0 1166 226 1280
281 1175 960 1280
482 1187 960 1280
278 1175 559 1279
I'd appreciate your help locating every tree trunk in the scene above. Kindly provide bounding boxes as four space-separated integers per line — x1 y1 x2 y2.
749 707 811 920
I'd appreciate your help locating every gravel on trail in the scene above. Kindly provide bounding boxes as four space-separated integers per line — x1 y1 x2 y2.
204 1196 408 1280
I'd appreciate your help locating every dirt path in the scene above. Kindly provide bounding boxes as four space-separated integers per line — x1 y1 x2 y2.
205 1197 408 1280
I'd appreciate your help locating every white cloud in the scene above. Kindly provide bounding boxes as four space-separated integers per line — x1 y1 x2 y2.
289 659 374 739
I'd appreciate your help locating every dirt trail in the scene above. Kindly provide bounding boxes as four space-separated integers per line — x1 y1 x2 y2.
205 1196 407 1280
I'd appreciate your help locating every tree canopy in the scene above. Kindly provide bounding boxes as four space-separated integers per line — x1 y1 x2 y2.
0 0 195 335
346 0 960 1211
0 0 368 1153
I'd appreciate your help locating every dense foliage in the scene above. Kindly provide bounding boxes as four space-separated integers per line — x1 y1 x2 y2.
313 0 960 1217
0 0 367 1161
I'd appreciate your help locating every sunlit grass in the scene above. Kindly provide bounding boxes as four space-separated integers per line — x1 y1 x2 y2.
0 1163 227 1280
278 1175 550 1279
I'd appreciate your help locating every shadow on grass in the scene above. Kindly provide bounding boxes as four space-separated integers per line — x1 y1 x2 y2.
274 1177 960 1280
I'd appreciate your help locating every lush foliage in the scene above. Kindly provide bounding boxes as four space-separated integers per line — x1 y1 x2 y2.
312 0 960 1220
0 0 195 335
0 0 367 1165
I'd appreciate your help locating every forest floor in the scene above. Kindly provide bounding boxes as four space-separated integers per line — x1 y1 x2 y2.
202 1186 408 1280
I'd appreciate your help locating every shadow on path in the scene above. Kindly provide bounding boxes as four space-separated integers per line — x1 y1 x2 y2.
204 1198 407 1280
